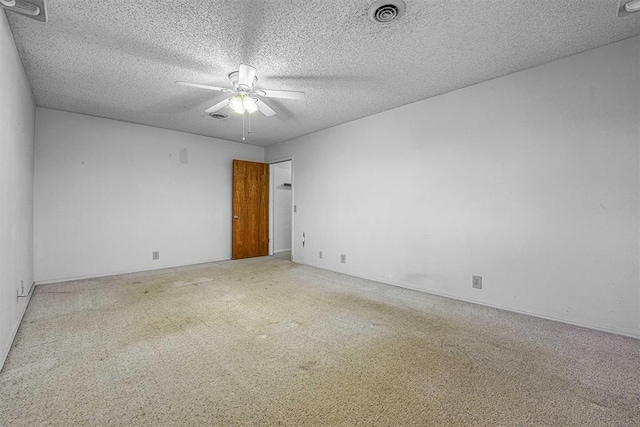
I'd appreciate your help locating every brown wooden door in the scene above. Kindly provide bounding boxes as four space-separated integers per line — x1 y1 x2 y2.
232 159 269 259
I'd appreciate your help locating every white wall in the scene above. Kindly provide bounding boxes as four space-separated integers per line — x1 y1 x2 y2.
34 108 263 283
266 36 640 338
272 161 292 253
0 11 36 368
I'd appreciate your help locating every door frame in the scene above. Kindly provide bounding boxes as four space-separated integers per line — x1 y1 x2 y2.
268 156 294 259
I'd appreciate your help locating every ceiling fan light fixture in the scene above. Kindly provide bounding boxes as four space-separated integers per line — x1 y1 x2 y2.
229 95 245 114
243 97 258 114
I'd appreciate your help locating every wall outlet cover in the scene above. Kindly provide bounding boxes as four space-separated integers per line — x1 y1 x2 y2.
341 254 346 264
152 251 159 260
472 275 482 289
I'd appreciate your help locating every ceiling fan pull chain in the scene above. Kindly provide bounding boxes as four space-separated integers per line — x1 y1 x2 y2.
247 111 252 134
242 112 246 141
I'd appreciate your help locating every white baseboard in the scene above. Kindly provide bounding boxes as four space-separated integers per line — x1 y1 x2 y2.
1 282 35 372
295 260 640 340
389 279 640 340
35 257 232 285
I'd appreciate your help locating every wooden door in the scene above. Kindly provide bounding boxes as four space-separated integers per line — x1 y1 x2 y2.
232 159 269 259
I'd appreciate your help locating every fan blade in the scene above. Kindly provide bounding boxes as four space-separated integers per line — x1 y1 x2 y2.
238 64 257 89
259 89 305 100
205 98 230 113
176 81 231 93
256 99 276 117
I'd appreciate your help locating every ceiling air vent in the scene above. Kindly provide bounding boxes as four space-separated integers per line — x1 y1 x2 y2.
209 112 228 120
0 0 47 22
368 0 406 23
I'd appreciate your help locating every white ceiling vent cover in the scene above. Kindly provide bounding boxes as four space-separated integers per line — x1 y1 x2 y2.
368 0 406 23
0 0 47 22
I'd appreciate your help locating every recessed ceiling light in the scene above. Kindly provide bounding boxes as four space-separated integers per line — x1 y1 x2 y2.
368 0 406 24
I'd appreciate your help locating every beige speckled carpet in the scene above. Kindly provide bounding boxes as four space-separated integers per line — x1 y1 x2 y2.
1 257 639 426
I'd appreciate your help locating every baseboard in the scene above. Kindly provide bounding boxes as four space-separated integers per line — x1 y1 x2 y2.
274 249 292 254
389 279 640 340
32 258 640 341
294 260 640 341
35 257 232 285
1 281 35 372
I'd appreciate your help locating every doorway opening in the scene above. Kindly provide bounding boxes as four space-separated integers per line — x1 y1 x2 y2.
269 160 293 260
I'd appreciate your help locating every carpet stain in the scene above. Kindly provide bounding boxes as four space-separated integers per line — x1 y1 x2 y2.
297 360 319 372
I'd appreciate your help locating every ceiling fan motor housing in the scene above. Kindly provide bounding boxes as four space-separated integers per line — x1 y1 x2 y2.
228 71 258 91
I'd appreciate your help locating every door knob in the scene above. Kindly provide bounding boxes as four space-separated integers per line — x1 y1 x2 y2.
233 215 239 219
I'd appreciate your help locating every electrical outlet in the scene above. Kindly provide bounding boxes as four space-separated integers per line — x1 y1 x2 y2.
152 251 159 260
472 275 482 289
341 254 347 264
319 251 323 259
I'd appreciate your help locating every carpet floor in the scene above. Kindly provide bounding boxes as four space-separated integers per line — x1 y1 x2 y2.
1 257 639 426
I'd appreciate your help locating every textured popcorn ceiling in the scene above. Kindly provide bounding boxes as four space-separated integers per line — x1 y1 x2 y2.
6 0 640 146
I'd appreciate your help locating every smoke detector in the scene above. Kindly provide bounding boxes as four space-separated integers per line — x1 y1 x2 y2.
368 0 406 23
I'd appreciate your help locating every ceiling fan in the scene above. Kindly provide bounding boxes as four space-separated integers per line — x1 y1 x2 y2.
176 64 305 118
